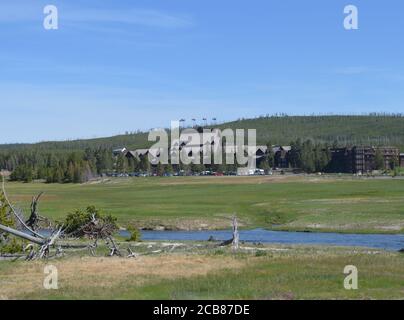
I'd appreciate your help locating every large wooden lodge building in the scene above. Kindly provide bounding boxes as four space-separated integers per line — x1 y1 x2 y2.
114 133 404 173
330 146 402 174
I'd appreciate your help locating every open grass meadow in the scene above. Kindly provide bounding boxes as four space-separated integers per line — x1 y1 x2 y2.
4 175 404 234
1 244 404 300
2 175 404 300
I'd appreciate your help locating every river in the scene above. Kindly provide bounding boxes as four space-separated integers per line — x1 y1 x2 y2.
120 228 404 251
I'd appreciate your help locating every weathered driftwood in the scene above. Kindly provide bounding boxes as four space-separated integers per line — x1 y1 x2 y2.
219 215 239 250
106 236 121 256
127 246 138 258
0 178 136 260
65 213 122 257
0 223 65 260
1 176 45 239
26 192 51 230
0 253 25 261
87 238 99 256
36 227 63 259
26 192 43 228
0 223 45 245
24 244 36 261
66 214 117 239
232 216 239 250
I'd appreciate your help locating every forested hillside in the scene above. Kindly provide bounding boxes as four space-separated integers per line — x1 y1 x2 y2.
1 114 404 152
0 131 151 152
220 114 404 148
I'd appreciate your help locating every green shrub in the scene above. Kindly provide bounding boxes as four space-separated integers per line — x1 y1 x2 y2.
255 250 267 257
61 205 118 235
126 226 142 242
0 237 24 254
0 192 25 253
214 249 225 255
0 192 13 228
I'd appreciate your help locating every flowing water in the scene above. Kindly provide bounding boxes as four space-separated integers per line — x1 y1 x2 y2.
120 228 404 251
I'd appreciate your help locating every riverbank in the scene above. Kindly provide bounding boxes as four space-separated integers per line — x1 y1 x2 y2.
1 242 404 300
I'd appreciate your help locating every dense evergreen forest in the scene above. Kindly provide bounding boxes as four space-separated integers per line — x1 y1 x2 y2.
2 114 404 152
0 114 403 183
220 114 404 148
0 141 333 183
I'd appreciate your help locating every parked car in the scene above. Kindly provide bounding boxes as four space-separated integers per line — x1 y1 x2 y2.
200 171 213 176
254 169 265 176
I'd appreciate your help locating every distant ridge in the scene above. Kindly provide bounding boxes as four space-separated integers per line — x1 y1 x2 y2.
1 114 404 151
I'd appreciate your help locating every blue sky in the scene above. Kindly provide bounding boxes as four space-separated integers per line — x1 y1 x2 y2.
0 0 403 143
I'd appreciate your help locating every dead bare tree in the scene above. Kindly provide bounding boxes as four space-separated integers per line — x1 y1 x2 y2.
36 227 63 260
0 220 64 260
219 215 239 250
24 244 36 261
26 192 43 228
106 236 121 257
232 216 239 251
0 177 136 260
1 176 45 240
63 212 123 257
25 192 52 230
127 246 138 258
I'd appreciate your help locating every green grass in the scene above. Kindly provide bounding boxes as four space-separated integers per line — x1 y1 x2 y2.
3 175 404 300
137 252 404 300
2 246 404 300
4 175 404 233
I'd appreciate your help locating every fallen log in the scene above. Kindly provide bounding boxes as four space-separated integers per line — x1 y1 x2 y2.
36 227 63 259
0 254 25 261
0 223 45 245
1 178 132 259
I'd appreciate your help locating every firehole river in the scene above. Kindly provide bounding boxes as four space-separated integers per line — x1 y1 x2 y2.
119 228 404 251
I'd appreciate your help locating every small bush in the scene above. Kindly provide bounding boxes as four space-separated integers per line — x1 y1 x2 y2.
255 250 267 257
0 238 24 254
127 226 142 242
0 192 25 253
214 249 225 255
61 205 118 235
0 192 13 228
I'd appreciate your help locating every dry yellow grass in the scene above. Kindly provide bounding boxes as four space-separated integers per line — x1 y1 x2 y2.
0 254 247 299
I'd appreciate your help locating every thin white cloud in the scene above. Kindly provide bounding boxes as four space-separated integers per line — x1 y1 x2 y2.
0 2 41 22
65 8 194 28
333 67 404 83
0 2 194 29
334 67 370 75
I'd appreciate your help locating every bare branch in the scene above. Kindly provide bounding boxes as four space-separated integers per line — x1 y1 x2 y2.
1 176 45 239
